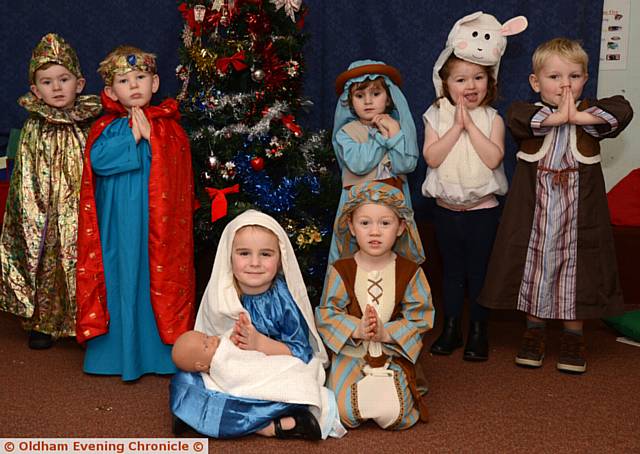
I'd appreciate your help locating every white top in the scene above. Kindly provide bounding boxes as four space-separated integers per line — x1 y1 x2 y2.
421 98 507 209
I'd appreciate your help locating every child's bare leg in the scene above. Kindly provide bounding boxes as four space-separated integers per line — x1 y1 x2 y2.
255 417 295 437
526 314 544 324
562 320 583 332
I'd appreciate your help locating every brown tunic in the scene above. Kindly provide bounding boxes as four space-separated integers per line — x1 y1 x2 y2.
479 96 633 319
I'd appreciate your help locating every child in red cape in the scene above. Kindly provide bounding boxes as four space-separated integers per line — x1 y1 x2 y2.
75 45 196 381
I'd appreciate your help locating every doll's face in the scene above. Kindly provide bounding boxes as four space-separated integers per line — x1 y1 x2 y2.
348 203 405 259
104 70 159 110
350 79 390 124
529 54 588 107
231 226 280 295
30 64 85 110
444 59 489 109
172 330 220 372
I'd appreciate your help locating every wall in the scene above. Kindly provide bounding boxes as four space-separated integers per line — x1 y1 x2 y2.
598 1 639 190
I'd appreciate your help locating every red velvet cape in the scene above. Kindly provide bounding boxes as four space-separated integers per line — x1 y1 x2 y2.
76 92 196 344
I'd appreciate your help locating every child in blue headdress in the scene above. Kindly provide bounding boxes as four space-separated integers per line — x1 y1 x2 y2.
328 60 423 265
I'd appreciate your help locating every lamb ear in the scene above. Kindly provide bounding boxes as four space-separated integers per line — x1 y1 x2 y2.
447 11 483 42
501 16 528 36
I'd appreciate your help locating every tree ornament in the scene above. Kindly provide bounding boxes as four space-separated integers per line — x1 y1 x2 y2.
271 0 302 23
207 155 219 169
251 68 266 82
220 4 230 27
221 161 237 180
286 60 300 77
205 183 240 222
250 156 265 171
281 114 302 137
216 50 247 73
193 4 207 22
181 24 193 48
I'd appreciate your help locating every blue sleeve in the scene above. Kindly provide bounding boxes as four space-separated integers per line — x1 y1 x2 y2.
384 130 418 174
276 290 314 363
334 127 387 175
335 128 417 176
91 122 145 176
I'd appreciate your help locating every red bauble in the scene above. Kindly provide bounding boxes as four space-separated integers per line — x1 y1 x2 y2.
250 156 265 171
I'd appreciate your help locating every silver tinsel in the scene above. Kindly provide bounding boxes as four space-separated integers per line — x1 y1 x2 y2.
299 131 326 173
197 101 290 140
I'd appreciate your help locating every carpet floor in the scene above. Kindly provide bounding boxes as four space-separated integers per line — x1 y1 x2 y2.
1 310 639 453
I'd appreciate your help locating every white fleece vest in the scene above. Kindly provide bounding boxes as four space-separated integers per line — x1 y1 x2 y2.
421 98 507 207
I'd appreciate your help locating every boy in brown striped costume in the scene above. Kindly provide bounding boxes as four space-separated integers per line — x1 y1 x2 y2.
479 38 633 374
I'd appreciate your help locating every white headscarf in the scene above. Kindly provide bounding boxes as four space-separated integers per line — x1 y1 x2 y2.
194 210 328 366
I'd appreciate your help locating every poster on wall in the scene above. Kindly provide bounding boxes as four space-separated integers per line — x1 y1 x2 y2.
600 0 630 70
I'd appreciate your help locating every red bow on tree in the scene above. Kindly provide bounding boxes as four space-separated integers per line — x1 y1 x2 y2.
216 51 248 73
178 3 203 36
206 10 223 27
205 184 240 222
281 114 302 136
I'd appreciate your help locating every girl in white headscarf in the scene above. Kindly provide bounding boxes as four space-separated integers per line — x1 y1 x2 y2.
170 210 344 440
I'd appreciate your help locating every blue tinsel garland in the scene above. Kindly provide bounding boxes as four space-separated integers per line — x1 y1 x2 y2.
233 152 320 213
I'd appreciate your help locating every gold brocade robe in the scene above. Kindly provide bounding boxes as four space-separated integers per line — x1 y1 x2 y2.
0 93 101 336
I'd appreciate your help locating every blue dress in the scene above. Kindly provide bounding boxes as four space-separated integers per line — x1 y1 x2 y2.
83 118 176 381
170 276 313 438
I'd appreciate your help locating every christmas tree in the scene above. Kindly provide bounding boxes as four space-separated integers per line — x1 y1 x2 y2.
175 0 340 302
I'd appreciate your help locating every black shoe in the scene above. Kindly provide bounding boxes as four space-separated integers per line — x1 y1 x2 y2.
430 317 462 355
463 321 489 362
172 415 194 436
274 408 321 440
28 331 53 350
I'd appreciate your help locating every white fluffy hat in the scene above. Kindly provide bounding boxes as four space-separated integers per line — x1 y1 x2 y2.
432 11 528 97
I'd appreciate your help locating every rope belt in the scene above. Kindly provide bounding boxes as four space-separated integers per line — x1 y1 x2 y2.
538 166 579 186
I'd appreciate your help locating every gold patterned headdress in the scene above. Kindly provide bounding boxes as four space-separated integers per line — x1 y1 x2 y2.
98 45 157 86
29 33 82 84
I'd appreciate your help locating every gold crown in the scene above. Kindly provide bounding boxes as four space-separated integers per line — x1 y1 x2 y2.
98 48 157 85
29 33 82 83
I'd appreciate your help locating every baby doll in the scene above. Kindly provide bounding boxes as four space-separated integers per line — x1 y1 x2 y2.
172 330 220 373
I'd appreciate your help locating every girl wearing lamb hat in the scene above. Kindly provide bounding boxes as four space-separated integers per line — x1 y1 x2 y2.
421 12 527 361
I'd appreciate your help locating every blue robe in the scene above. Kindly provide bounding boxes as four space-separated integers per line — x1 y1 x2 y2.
83 118 176 381
170 276 313 438
328 125 420 264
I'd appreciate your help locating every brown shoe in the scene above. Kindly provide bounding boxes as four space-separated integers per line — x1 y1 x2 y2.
515 327 545 368
557 331 587 374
